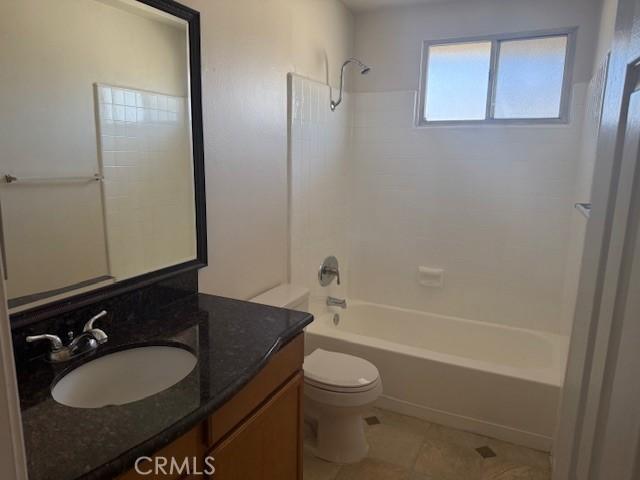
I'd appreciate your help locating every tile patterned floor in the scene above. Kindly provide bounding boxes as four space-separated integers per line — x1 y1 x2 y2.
303 408 551 480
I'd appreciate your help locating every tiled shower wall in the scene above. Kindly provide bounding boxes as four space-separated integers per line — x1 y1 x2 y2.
561 57 609 326
289 74 351 300
289 77 587 335
348 87 587 335
97 84 196 280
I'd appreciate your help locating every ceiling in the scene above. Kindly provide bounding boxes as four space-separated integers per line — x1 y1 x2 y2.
341 0 449 13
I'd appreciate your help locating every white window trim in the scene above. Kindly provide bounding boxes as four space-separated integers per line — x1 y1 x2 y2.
415 27 578 127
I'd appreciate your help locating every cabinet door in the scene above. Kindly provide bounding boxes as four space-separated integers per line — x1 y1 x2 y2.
210 372 303 480
118 424 206 480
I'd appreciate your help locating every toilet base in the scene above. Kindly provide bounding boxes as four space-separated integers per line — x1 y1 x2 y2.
304 396 371 464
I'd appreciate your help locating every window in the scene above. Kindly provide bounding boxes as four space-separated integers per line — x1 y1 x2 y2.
418 29 575 125
425 42 492 121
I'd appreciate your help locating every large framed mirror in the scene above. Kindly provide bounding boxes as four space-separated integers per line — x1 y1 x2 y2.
0 0 206 324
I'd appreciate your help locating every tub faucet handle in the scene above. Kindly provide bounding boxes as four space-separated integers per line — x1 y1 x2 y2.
319 256 341 286
323 266 341 285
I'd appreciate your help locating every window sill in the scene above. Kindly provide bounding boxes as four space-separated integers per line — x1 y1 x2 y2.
414 117 571 128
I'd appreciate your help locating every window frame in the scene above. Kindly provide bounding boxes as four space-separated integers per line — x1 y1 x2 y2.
416 28 578 127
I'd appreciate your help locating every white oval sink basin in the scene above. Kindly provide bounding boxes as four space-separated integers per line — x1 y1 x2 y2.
52 346 197 408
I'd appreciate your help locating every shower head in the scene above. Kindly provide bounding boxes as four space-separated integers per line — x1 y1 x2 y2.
330 57 371 111
343 57 371 75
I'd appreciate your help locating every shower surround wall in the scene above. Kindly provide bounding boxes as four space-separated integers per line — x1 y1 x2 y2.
287 0 601 336
288 85 588 337
289 74 351 300
348 88 586 335
346 0 601 336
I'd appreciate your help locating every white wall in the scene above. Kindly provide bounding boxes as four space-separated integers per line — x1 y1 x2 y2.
593 0 619 67
289 75 351 301
560 54 610 332
347 0 601 334
352 0 601 92
182 0 354 300
564 0 618 319
559 0 616 331
349 89 587 333
553 0 618 475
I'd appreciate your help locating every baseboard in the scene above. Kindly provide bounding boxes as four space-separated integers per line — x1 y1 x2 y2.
376 395 553 452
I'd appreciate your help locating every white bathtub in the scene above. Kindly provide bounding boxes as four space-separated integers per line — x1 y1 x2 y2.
304 299 569 451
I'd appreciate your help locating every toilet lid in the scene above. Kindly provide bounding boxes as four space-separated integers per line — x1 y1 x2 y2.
303 349 379 390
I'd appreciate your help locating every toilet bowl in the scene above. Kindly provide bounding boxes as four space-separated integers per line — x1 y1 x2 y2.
250 284 383 464
303 348 382 463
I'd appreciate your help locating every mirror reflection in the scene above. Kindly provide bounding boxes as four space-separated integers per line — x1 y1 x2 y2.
0 0 196 311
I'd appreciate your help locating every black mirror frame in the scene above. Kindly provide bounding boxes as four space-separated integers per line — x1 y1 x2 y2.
10 0 207 329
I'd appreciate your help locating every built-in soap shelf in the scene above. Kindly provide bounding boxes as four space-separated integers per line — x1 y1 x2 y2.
418 266 444 288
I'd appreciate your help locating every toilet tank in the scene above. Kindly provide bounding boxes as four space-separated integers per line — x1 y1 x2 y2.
250 284 310 312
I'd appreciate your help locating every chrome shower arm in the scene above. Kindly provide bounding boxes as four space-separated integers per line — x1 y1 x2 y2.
330 58 370 111
330 61 349 111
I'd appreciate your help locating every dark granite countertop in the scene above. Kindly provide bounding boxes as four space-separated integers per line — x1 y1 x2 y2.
16 293 313 480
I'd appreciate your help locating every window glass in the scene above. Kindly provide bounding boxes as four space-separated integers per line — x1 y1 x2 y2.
493 36 568 119
424 41 492 121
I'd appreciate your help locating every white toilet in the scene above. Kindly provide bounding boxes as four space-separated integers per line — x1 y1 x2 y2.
251 284 383 464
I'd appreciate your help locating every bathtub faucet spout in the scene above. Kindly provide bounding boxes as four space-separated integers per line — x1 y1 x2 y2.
327 296 347 309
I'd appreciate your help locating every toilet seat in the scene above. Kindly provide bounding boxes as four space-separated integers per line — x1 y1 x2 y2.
304 377 382 408
304 377 381 393
303 349 380 393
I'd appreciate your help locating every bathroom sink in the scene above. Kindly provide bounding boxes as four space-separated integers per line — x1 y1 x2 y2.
52 346 197 408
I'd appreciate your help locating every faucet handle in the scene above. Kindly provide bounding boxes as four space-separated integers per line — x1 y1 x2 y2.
26 334 64 351
83 310 108 344
333 268 341 285
83 310 107 332
319 256 341 286
322 266 341 285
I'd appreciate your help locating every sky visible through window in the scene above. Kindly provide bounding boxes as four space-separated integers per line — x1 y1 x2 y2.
494 36 568 119
425 42 491 121
423 34 569 122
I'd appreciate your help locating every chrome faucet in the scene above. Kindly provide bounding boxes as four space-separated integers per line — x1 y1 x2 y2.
26 311 108 363
82 310 108 344
319 256 341 286
327 296 347 309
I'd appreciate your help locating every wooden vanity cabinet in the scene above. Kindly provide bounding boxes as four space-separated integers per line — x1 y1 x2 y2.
209 372 303 479
118 334 304 480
